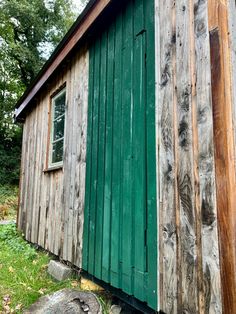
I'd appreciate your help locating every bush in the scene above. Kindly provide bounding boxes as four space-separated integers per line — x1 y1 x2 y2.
0 127 22 186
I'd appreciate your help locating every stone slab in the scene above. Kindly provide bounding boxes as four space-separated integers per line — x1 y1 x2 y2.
47 260 72 281
110 304 122 314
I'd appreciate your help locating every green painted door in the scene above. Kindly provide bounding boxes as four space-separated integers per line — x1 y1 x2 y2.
82 0 157 309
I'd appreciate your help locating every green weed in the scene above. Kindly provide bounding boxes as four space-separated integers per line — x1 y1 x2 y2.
0 224 112 313
0 185 18 220
0 224 77 312
0 223 37 260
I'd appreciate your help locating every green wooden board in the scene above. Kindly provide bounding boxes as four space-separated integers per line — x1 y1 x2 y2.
82 0 157 310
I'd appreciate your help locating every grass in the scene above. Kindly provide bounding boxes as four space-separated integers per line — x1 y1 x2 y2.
0 185 112 313
0 223 112 313
0 185 18 221
0 224 75 313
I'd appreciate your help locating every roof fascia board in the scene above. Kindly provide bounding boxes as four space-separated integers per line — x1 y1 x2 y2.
15 0 111 120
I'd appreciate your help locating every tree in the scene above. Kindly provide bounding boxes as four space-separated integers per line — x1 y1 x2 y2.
0 0 77 185
0 0 76 87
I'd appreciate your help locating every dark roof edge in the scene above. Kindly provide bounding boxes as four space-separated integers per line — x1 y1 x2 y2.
15 0 111 121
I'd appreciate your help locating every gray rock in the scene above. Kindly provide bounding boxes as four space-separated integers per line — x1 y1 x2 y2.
110 304 122 314
24 289 102 314
47 260 72 281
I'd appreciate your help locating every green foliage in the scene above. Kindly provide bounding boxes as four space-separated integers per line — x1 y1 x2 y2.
0 184 18 220
0 0 76 87
0 184 18 204
0 224 37 260
0 224 76 312
0 0 77 185
0 223 112 313
0 128 22 185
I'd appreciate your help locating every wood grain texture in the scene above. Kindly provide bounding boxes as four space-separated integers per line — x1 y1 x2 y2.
227 3 236 308
209 0 236 309
176 1 198 312
18 117 28 231
155 0 177 312
16 0 233 311
193 1 222 313
228 0 236 161
156 0 223 312
17 48 89 267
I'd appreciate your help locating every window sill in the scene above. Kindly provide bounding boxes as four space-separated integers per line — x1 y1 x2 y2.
43 165 63 173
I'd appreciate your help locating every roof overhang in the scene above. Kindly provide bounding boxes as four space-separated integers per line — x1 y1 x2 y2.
15 0 112 121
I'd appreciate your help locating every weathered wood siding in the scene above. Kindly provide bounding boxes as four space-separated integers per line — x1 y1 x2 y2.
215 0 236 312
17 0 236 311
18 48 89 267
155 0 222 312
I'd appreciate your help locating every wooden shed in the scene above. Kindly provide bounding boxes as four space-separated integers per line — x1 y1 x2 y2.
15 0 236 312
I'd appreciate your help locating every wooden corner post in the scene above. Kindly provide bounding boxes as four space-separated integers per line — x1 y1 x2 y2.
208 0 236 312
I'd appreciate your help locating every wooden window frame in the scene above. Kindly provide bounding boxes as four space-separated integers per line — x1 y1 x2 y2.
47 86 66 170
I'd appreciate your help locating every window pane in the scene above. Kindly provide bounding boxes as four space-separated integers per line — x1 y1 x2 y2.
54 92 65 119
53 115 65 141
50 88 66 167
52 139 64 163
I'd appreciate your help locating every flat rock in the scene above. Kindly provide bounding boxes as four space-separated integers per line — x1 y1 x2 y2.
24 289 102 314
47 260 72 281
110 304 122 314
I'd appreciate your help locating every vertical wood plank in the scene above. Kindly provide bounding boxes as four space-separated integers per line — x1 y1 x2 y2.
53 171 62 256
121 2 134 295
193 1 222 313
44 172 51 250
82 46 95 271
144 0 158 308
176 1 198 312
18 121 29 232
62 66 71 254
225 2 236 309
155 0 178 311
94 33 107 280
72 54 82 266
71 53 80 265
209 24 236 314
88 39 101 274
47 171 55 252
62 62 73 261
71 52 83 265
30 105 38 243
38 91 50 248
118 13 125 292
34 97 44 245
110 12 122 288
208 1 236 313
228 0 236 158
102 22 115 282
67 57 77 262
49 69 65 254
25 110 35 241
76 50 89 267
133 0 146 302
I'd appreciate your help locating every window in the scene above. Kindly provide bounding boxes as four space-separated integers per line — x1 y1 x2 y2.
49 87 66 168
